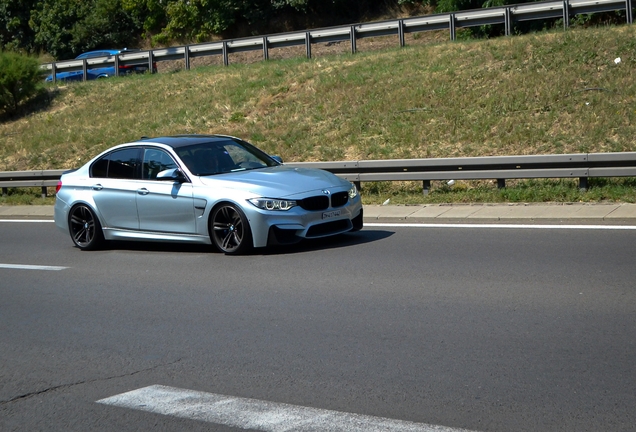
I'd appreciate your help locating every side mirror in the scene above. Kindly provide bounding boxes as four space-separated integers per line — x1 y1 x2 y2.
271 155 283 164
156 168 186 182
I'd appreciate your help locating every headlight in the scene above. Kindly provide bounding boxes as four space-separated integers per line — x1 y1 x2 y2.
248 198 297 211
348 184 358 199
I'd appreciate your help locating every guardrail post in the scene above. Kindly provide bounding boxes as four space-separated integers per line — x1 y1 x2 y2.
350 26 357 54
627 0 633 23
263 37 269 61
505 8 512 36
579 177 588 192
185 45 191 70
398 20 405 47
114 55 120 77
422 180 431 195
148 50 154 73
450 14 457 40
563 0 570 29
497 179 506 189
82 59 88 82
354 181 361 191
222 41 229 66
305 32 312 59
41 187 47 198
51 62 57 84
1 187 7 197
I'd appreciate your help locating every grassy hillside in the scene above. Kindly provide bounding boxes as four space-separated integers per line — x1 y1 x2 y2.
1 25 635 203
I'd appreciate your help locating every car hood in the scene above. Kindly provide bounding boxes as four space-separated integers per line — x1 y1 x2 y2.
198 165 349 197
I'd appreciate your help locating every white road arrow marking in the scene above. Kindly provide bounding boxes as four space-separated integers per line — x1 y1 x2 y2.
0 263 67 271
97 385 478 432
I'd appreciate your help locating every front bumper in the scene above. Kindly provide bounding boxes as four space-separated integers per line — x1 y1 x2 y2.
245 196 363 248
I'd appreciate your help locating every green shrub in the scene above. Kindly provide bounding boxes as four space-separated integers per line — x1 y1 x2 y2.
0 51 42 115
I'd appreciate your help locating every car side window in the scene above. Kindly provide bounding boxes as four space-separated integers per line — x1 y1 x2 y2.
142 148 178 180
91 156 109 178
79 52 106 59
90 148 141 179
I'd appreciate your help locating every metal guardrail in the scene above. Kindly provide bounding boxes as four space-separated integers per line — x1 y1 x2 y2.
41 0 634 82
287 152 636 194
0 170 66 198
2 153 635 197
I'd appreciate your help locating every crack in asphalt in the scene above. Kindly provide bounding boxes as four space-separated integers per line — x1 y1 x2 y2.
0 358 183 405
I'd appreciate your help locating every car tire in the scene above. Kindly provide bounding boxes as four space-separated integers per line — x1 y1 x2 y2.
68 204 104 250
210 203 253 255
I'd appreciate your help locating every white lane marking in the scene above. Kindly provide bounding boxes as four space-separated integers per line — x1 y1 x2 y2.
0 219 54 223
0 263 67 271
0 219 634 230
97 385 478 432
366 223 636 230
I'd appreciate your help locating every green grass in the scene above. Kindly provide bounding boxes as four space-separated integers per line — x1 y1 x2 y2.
1 24 635 205
0 188 56 205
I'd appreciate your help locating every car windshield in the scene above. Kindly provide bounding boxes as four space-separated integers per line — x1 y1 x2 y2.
175 139 279 176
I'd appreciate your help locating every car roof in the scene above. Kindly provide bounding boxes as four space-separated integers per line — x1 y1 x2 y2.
138 135 238 149
76 49 138 58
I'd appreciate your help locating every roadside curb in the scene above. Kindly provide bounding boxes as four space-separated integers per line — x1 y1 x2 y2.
364 203 636 224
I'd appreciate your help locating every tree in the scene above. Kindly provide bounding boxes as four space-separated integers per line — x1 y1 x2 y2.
0 0 38 52
73 0 141 51
121 0 168 38
29 0 92 59
154 0 396 42
161 0 240 42
29 0 141 60
0 51 42 115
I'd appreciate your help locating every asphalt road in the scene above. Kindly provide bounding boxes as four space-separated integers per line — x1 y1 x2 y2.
1 221 635 431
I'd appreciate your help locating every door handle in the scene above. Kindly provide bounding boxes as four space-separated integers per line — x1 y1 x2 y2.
137 188 149 195
91 184 103 191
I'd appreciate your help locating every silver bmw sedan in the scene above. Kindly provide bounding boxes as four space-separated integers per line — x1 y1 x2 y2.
54 134 363 254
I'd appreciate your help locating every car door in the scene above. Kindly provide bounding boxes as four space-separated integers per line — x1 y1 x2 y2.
90 147 142 230
136 148 196 234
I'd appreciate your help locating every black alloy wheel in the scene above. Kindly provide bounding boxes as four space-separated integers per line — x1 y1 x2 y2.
210 204 252 255
69 204 104 250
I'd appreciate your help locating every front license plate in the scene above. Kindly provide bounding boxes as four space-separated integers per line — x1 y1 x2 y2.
322 210 341 220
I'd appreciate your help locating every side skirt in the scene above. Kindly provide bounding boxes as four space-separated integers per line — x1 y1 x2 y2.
103 228 212 244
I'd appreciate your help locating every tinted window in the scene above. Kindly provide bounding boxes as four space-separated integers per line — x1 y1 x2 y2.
142 148 178 180
91 157 109 178
78 52 107 59
90 148 141 179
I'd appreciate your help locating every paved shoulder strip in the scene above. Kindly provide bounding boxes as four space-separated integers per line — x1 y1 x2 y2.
0 263 67 271
366 223 636 230
97 385 478 432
